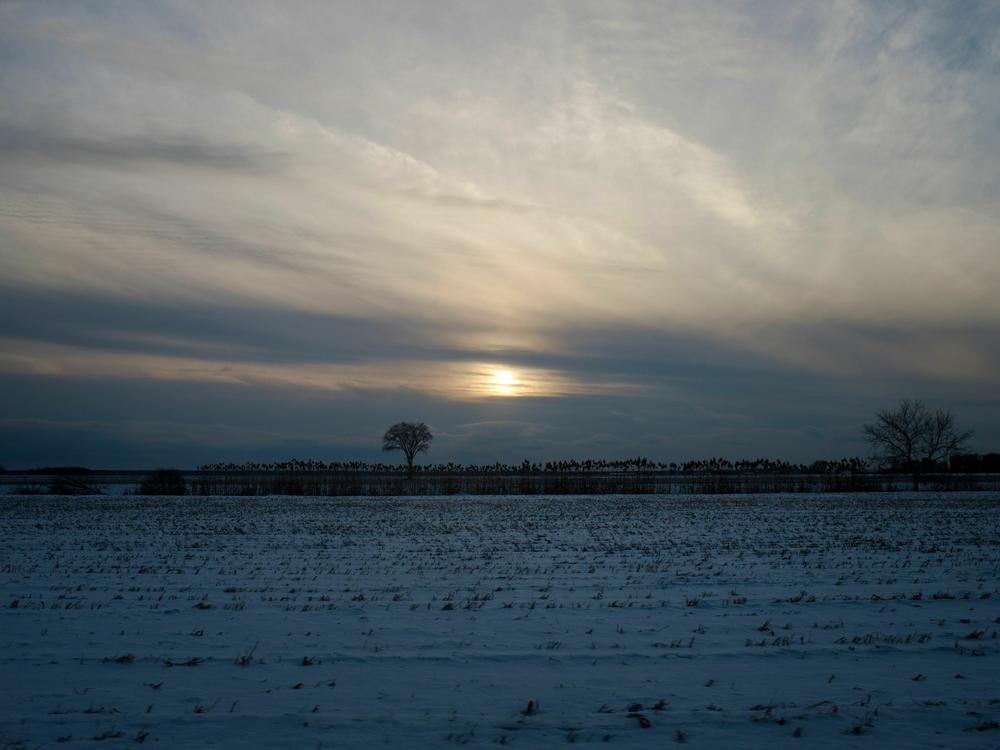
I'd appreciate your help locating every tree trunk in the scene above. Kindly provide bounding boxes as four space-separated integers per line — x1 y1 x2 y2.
406 456 414 479
912 471 920 491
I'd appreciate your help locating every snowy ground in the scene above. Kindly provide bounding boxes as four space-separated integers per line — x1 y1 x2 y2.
1 494 999 749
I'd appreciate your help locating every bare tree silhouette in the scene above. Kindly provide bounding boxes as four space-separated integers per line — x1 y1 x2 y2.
863 399 973 490
382 422 433 479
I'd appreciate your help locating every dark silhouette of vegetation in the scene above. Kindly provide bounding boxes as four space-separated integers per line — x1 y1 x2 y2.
6 453 996 497
47 476 101 494
2 466 98 493
382 422 433 479
24 466 95 475
863 400 973 490
951 452 1000 472
186 454 952 495
139 468 187 496
196 455 869 476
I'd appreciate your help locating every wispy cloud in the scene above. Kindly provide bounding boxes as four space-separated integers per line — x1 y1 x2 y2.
1 1 998 464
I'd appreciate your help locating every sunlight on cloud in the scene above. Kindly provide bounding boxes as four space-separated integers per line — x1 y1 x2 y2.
0 1 998 396
0 341 638 400
460 364 634 399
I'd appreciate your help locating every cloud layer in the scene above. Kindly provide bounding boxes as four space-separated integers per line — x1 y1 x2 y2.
1 1 998 466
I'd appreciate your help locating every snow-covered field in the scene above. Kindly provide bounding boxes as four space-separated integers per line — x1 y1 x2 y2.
1 494 998 748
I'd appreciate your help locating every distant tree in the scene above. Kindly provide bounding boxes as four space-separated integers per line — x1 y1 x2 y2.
863 400 973 490
382 422 433 479
47 477 101 495
951 452 1000 473
140 468 187 496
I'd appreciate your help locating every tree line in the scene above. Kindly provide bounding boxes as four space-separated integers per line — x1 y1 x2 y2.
196 456 872 475
6 401 991 495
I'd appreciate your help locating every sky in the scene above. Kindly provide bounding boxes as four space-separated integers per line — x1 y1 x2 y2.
1 1 999 468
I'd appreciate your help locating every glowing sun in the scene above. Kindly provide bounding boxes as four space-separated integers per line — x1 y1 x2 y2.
491 369 518 395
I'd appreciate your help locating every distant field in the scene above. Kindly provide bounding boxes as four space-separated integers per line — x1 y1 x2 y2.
1 494 999 748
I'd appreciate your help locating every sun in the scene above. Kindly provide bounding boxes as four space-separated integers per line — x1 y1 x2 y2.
494 370 516 387
491 369 518 396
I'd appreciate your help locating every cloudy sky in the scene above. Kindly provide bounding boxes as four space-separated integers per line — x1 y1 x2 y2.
2 1 998 468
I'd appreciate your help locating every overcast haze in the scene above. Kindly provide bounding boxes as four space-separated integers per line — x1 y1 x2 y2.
2 1 999 468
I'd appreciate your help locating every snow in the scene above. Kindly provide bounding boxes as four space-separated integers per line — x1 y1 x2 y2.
1 493 998 748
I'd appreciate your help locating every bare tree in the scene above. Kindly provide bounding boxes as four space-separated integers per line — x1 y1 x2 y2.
863 399 973 490
382 422 433 479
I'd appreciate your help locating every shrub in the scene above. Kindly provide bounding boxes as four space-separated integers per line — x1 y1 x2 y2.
140 469 187 496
